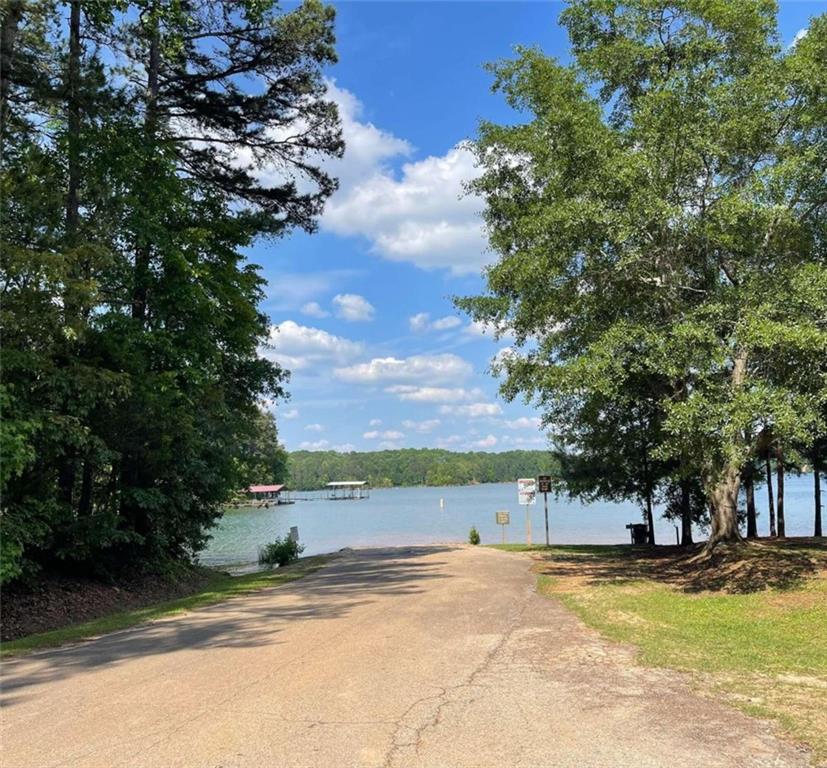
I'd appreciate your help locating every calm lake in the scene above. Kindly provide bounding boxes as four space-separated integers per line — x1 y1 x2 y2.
201 473 821 568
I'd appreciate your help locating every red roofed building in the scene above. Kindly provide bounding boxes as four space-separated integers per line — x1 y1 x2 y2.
248 484 285 500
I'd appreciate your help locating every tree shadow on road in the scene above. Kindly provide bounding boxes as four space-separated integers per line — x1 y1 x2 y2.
0 546 456 705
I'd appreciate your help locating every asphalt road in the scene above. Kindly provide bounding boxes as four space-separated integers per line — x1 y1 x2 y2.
0 546 810 767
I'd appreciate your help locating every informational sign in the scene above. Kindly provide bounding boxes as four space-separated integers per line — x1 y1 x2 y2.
496 510 510 525
537 476 553 547
517 478 537 505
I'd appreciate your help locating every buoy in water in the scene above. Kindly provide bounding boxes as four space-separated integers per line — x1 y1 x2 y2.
439 497 445 510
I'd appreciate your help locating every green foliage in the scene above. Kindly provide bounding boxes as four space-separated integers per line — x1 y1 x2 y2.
287 449 558 489
236 410 289 488
468 527 481 546
0 1 342 584
458 1 827 543
258 537 305 568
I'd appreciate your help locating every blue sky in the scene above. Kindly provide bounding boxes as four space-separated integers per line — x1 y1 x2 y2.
253 1 823 454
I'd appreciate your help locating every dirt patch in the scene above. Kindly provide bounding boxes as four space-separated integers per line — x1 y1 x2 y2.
532 538 827 594
0 567 219 641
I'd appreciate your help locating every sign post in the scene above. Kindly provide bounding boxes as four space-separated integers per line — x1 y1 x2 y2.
538 475 552 547
496 510 510 544
517 478 536 545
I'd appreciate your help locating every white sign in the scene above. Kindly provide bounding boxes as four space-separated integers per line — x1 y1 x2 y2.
518 478 537 506
496 510 510 525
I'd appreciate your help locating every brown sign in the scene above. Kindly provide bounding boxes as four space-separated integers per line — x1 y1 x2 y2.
496 510 510 525
538 475 553 493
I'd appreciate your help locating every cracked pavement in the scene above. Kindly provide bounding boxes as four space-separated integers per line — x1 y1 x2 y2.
0 545 811 767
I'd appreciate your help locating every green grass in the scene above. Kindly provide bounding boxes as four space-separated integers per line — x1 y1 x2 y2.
509 541 827 763
539 574 827 676
1 555 332 657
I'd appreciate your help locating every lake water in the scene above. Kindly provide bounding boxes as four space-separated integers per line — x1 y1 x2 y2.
200 474 822 568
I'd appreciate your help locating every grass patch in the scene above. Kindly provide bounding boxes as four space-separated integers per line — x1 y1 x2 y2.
504 539 827 763
1 555 332 658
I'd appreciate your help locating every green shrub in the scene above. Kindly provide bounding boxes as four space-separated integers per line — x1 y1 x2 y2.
468 526 481 546
259 536 305 567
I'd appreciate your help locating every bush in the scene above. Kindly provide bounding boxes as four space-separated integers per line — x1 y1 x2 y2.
258 536 304 568
468 526 481 546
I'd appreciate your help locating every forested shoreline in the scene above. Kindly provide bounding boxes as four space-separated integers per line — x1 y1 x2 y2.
286 449 558 490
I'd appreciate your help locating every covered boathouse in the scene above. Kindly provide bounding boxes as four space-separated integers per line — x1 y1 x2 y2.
326 481 370 500
247 484 285 505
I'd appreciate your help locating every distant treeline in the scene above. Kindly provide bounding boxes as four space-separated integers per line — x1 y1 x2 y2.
287 449 558 490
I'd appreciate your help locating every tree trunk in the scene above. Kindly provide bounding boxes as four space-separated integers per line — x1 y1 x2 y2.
705 354 747 548
645 488 655 546
744 466 757 539
765 453 776 537
121 9 161 543
131 10 160 324
66 0 81 245
0 0 24 140
78 459 94 517
680 479 693 546
815 458 823 538
776 448 785 538
707 463 742 547
56 0 84 510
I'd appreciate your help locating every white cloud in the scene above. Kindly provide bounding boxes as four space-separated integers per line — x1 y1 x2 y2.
281 408 299 420
307 83 485 276
436 435 463 447
409 312 462 333
304 423 324 432
401 419 441 433
333 293 375 322
298 439 330 451
378 440 403 450
333 443 356 453
386 385 484 403
300 301 329 319
409 312 430 332
261 269 360 312
369 418 382 426
791 27 808 48
263 321 363 371
470 434 498 449
440 402 503 418
335 354 472 384
432 315 462 331
324 80 414 189
325 145 486 275
502 416 541 430
363 429 405 440
243 80 486 276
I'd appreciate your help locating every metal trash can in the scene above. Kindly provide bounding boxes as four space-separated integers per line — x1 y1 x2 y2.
625 523 648 545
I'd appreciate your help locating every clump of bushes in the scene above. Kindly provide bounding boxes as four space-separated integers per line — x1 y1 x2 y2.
259 536 304 567
468 526 481 546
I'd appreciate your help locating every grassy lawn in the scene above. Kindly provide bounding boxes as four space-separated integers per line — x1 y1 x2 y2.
491 539 827 764
1 555 332 658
